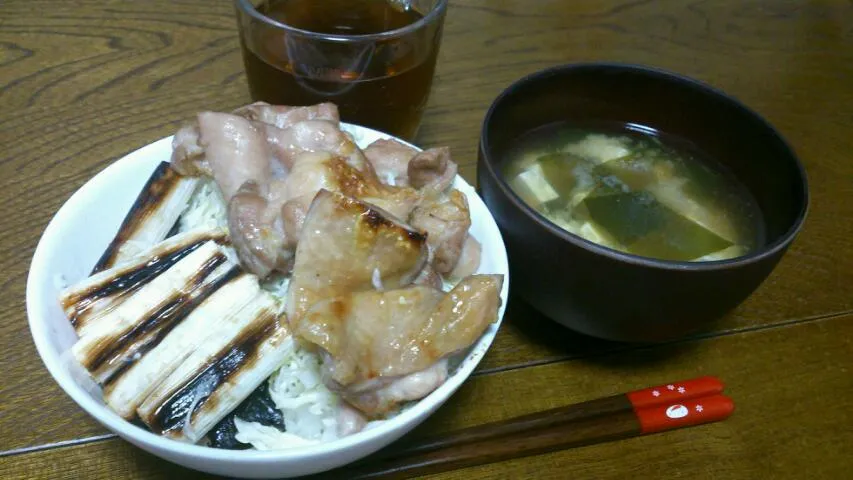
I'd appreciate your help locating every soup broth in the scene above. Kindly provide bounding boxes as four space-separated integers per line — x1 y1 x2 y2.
503 123 763 262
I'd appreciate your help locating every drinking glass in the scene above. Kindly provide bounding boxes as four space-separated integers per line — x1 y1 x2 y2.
234 0 448 140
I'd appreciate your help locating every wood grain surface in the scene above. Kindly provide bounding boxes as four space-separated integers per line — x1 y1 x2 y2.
2 0 852 478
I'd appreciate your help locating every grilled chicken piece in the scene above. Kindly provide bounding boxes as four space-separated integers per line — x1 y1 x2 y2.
409 189 477 275
171 122 211 177
346 359 449 416
412 263 443 290
285 151 420 220
407 147 458 193
337 402 368 437
363 140 459 195
261 120 368 171
195 112 273 201
363 139 420 187
295 274 503 416
227 182 293 278
172 111 426 278
285 190 428 328
232 102 339 129
171 103 339 175
448 236 482 280
227 151 423 278
176 112 288 276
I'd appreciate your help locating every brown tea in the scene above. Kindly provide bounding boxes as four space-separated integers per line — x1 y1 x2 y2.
238 0 443 139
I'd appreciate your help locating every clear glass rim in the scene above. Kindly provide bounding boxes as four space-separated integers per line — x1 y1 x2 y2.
234 0 449 42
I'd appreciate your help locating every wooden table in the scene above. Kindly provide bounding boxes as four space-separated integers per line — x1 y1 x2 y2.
2 0 852 478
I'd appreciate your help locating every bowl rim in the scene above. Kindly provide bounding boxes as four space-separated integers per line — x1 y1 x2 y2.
479 61 810 271
25 123 509 467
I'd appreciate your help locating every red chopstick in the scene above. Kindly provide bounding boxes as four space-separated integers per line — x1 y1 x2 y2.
307 376 734 480
627 377 733 434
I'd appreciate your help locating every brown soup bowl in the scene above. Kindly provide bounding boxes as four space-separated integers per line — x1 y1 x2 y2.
477 63 809 342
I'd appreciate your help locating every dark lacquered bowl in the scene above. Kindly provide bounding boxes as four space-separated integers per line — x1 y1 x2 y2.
477 63 809 342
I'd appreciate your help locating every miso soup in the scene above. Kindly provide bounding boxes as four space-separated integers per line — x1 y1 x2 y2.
503 123 763 262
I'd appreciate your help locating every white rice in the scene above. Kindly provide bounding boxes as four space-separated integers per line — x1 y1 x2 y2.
178 179 343 450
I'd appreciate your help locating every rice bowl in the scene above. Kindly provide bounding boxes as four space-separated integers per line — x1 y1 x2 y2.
26 123 509 478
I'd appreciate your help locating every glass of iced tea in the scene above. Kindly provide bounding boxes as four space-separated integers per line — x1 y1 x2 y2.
234 0 448 140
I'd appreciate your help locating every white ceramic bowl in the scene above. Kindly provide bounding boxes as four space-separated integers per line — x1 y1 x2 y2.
26 124 510 478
